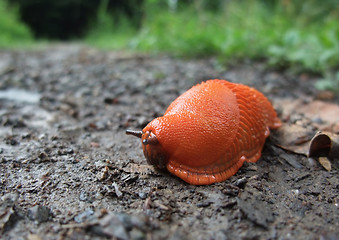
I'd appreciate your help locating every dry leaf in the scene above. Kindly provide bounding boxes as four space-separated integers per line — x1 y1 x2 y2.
272 123 339 170
318 157 332 171
298 100 339 126
308 131 339 170
272 123 314 155
308 132 339 159
279 98 339 132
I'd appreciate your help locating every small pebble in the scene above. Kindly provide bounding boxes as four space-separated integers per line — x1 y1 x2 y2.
234 177 248 188
65 148 74 154
28 205 51 223
138 192 147 200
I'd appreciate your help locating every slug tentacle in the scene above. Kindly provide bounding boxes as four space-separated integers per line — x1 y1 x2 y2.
126 79 281 185
126 130 143 138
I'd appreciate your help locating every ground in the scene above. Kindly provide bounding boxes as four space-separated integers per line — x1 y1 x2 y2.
0 45 338 240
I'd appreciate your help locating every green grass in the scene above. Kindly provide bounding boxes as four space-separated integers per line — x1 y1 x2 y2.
86 0 339 93
0 0 33 48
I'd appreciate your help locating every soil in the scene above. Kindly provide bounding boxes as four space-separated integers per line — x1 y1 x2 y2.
0 45 338 240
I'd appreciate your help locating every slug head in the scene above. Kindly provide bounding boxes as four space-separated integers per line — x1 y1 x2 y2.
126 129 168 169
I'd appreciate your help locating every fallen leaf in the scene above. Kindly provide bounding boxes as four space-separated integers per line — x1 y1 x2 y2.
299 100 339 126
279 98 339 132
308 131 339 160
308 131 339 170
272 123 314 155
272 126 339 170
318 157 332 171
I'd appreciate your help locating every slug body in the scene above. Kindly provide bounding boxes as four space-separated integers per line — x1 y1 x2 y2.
127 79 281 185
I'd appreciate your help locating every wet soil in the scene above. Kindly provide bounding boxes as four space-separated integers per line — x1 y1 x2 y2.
0 45 338 240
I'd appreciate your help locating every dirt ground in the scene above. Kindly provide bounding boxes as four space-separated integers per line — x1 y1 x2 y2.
0 45 338 240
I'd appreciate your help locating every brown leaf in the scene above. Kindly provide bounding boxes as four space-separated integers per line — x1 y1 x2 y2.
279 98 339 132
299 100 339 126
272 123 339 170
272 123 314 155
308 132 339 158
318 157 332 171
308 131 339 170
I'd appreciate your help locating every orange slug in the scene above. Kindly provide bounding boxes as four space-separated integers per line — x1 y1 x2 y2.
126 79 281 185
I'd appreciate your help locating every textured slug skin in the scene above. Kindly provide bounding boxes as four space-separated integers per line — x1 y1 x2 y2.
142 79 281 185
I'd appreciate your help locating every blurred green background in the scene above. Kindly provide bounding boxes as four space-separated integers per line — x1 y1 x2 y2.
1 0 339 93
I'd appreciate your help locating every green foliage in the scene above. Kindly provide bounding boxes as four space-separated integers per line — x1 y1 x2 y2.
315 71 339 94
267 21 339 73
87 0 339 72
0 0 32 48
132 0 339 73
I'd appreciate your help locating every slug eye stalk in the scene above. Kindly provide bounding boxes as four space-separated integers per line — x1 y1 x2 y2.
126 129 159 145
126 130 143 138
